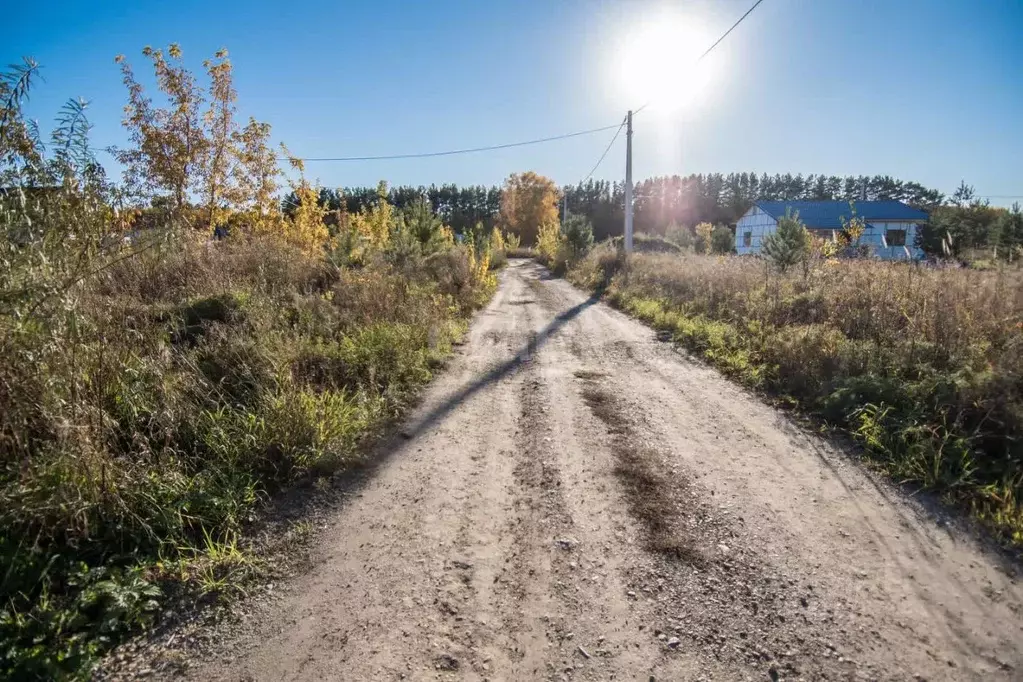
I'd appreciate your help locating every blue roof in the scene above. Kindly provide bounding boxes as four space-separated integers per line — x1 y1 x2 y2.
754 201 928 229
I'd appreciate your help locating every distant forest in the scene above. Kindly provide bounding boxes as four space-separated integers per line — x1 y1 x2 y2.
308 172 947 241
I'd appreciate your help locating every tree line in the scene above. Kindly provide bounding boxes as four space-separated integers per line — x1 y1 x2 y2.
313 173 1023 260
310 171 947 241
312 184 502 236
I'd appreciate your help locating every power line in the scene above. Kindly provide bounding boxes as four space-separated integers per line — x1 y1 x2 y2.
561 116 627 220
580 116 627 184
292 122 624 162
289 0 767 166
92 122 624 163
635 0 767 115
92 2 769 169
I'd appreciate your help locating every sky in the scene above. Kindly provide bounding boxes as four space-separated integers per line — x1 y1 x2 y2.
8 0 1023 205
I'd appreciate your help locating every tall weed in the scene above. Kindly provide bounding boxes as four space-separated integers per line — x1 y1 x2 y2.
0 236 490 679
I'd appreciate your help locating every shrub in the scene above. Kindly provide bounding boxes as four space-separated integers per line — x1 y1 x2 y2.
665 222 696 250
535 218 563 266
489 248 508 270
504 231 522 252
1 238 490 679
0 52 498 679
568 241 627 291
711 225 735 254
695 222 714 254
615 233 683 254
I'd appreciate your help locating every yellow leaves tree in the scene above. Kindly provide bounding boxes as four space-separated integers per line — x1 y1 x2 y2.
489 225 505 253
115 44 206 217
232 117 283 231
535 218 563 264
498 171 559 246
467 239 494 290
438 225 455 248
116 44 276 234
200 49 237 230
277 145 328 252
695 222 714 254
349 180 392 249
504 230 521 251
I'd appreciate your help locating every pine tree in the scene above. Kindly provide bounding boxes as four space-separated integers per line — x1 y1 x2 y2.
561 213 594 256
762 211 810 272
994 204 1023 260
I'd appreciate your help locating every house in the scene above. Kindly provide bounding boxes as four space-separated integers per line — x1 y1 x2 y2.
734 200 928 260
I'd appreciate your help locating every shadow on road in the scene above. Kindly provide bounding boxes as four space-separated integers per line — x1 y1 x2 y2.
262 287 601 528
402 291 600 437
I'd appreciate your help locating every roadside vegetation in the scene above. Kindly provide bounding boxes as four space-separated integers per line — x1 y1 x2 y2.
565 219 1023 550
0 49 503 680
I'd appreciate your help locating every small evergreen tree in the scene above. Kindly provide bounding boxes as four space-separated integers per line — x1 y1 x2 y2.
561 213 594 256
762 210 810 272
993 204 1023 261
402 196 443 247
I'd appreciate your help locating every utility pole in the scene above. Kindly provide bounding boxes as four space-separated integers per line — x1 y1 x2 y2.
624 110 634 252
562 192 567 225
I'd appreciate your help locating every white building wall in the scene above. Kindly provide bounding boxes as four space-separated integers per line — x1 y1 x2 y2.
861 221 924 260
735 206 778 255
735 206 924 260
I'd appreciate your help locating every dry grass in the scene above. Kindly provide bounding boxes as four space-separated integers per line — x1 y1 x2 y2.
570 245 1023 548
0 236 492 679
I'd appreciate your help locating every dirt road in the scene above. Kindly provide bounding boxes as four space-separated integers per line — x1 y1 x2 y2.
192 260 1022 681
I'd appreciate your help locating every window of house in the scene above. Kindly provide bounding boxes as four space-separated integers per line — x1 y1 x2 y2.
743 231 752 247
885 228 907 247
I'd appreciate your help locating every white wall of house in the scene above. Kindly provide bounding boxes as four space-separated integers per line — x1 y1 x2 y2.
735 205 924 261
735 206 777 255
861 221 923 260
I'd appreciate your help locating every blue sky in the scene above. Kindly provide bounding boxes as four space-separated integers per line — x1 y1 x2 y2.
8 0 1023 204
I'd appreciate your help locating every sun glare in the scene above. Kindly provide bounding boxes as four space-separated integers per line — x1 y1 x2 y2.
617 15 714 112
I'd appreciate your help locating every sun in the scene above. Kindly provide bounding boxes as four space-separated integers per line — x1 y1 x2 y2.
617 15 714 112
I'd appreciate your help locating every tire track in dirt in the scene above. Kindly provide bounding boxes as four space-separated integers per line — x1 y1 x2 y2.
544 284 863 679
574 373 858 680
521 273 729 682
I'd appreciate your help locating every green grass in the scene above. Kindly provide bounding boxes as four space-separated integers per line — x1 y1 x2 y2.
568 244 1023 550
0 238 491 680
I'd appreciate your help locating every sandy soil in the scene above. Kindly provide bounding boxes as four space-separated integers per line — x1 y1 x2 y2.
183 259 1023 681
